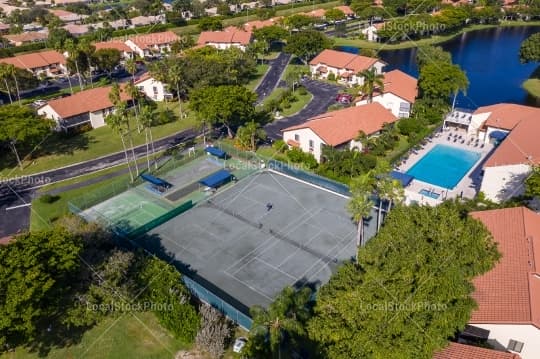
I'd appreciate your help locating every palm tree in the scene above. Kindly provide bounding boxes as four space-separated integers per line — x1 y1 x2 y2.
77 39 95 88
109 83 139 176
65 39 84 91
168 63 185 119
105 106 134 182
139 105 156 170
357 68 385 103
348 173 375 253
125 58 137 83
0 63 14 104
248 286 312 358
124 81 142 132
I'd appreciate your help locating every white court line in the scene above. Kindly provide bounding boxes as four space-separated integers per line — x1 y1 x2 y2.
223 271 274 301
232 256 297 281
5 203 31 210
266 169 350 199
275 227 323 268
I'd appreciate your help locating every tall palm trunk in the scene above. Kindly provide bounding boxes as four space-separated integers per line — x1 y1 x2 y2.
74 61 84 90
126 121 139 176
120 134 134 182
148 127 157 169
145 128 151 170
66 74 73 94
3 78 13 104
12 74 21 104
176 83 183 119
10 141 23 170
377 198 384 232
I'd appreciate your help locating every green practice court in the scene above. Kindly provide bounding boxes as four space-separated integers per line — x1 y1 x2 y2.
142 170 358 311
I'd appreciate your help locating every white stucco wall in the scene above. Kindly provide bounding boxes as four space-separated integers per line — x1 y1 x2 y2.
356 92 410 118
38 104 62 130
89 109 109 128
124 40 144 58
137 77 167 101
361 26 378 42
468 112 490 138
473 323 540 359
310 61 385 86
480 164 531 202
204 42 247 51
283 127 326 162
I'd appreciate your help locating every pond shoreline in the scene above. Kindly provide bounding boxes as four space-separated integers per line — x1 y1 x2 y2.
334 21 540 50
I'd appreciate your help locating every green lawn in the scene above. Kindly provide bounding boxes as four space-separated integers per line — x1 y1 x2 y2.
0 110 197 177
334 20 540 50
246 64 270 91
523 78 540 99
0 312 189 359
266 88 313 117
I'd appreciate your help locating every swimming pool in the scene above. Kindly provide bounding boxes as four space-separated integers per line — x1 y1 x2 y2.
406 144 481 189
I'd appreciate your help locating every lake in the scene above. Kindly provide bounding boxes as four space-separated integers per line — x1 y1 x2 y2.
339 26 540 108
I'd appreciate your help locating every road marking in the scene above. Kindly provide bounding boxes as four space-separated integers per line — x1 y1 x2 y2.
5 203 31 210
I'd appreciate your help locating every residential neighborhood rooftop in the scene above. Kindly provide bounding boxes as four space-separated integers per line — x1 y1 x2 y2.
93 40 134 53
310 49 384 74
476 103 540 131
2 32 48 44
44 85 131 119
197 26 252 46
283 102 397 146
433 342 521 359
470 207 540 327
127 31 179 49
0 50 65 70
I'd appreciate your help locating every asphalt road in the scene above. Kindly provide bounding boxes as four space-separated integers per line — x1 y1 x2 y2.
264 79 342 139
255 52 292 103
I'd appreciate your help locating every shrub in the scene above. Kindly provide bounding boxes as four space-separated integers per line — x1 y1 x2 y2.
272 139 288 153
287 148 317 169
327 73 336 81
195 304 231 358
297 87 308 95
39 194 60 204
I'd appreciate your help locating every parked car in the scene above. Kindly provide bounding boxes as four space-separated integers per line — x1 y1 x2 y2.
335 93 353 104
233 337 248 353
32 99 47 108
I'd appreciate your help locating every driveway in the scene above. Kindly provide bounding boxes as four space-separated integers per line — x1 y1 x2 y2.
264 79 342 139
255 52 292 103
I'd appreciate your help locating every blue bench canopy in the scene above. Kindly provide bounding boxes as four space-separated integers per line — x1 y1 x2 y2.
390 171 414 187
199 169 233 188
205 146 227 159
141 173 172 188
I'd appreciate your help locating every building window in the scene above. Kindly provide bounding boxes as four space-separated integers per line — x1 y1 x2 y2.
507 339 524 353
153 86 158 95
308 140 314 152
294 134 300 142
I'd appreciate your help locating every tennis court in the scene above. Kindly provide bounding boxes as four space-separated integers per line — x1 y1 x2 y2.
143 170 359 311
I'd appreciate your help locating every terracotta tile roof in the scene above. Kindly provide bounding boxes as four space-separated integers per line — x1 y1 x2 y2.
0 24 11 31
303 8 326 17
128 31 179 50
197 27 252 46
475 103 540 130
380 69 418 103
63 23 89 35
243 17 282 31
94 40 133 53
3 32 48 44
0 50 65 70
286 139 300 147
310 49 383 74
49 9 76 17
133 72 152 84
45 85 131 119
433 342 521 359
283 102 397 146
335 5 355 15
469 207 540 328
480 105 540 167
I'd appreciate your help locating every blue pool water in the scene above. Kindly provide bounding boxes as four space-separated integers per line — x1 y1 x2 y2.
406 145 481 189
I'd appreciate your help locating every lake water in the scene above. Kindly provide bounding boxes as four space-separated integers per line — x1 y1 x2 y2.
338 26 540 108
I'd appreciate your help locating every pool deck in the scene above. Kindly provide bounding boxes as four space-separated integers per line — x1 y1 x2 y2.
395 128 495 205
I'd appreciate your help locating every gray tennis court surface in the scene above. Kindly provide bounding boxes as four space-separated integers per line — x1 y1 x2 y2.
145 170 357 310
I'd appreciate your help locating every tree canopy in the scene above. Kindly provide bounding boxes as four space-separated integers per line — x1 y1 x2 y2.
284 30 333 64
189 85 257 137
418 61 469 101
308 203 500 359
519 32 540 63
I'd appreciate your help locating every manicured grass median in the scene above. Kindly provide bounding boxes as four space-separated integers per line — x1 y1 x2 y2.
523 78 540 99
264 87 313 117
246 64 270 91
0 312 189 359
0 111 197 177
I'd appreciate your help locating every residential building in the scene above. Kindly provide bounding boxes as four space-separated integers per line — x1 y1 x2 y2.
94 40 135 59
334 5 355 18
49 9 88 23
355 69 418 118
125 31 180 58
134 73 171 102
361 23 385 42
309 49 386 86
282 103 397 162
197 26 253 51
0 23 10 34
243 17 282 31
129 15 166 27
434 342 521 359
467 207 540 359
63 23 90 37
38 85 132 131
2 32 48 46
0 50 66 77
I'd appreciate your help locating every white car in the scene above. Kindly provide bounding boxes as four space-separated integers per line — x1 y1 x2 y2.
233 337 247 353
